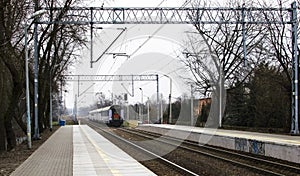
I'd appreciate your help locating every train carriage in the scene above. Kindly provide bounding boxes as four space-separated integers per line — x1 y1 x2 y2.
89 105 124 127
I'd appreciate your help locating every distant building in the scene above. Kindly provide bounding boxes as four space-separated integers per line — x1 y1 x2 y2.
197 98 211 116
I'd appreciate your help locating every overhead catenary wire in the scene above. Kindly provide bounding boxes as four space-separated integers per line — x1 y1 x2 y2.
157 0 167 7
92 0 173 64
92 28 127 65
127 0 191 59
138 50 185 88
98 31 129 93
93 0 184 93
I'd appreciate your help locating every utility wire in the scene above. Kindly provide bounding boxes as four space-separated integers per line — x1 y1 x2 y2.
96 0 192 93
157 0 167 7
128 0 190 58
129 24 166 58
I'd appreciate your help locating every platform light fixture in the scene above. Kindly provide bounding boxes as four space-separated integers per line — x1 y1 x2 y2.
139 88 143 122
25 9 47 148
163 74 172 124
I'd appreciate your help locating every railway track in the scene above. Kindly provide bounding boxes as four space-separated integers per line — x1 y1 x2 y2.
84 120 199 176
118 127 300 176
82 119 300 175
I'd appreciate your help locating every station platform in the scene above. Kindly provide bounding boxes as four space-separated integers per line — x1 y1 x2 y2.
137 124 300 164
10 125 156 176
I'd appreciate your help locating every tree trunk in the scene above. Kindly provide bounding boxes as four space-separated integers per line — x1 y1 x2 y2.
0 116 6 151
37 74 49 133
4 79 24 150
0 59 13 151
4 116 16 150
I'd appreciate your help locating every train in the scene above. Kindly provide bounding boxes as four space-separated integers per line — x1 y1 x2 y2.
89 105 124 127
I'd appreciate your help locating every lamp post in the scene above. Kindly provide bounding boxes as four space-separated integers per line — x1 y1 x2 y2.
219 62 223 128
139 88 143 122
33 9 47 140
191 84 194 126
25 9 47 148
147 97 150 124
25 23 32 149
161 94 163 121
74 94 77 123
163 75 172 124
49 70 52 131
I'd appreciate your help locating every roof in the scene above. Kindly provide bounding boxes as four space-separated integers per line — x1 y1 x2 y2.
89 106 111 114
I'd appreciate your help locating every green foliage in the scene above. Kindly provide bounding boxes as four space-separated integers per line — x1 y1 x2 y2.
52 122 59 126
223 63 290 131
163 97 193 125
225 82 252 127
122 121 130 127
248 63 290 129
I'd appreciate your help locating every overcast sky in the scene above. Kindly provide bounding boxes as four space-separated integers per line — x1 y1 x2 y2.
68 0 196 108
66 0 296 109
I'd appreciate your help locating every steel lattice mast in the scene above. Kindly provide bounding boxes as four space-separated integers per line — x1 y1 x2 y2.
41 7 292 25
65 74 158 81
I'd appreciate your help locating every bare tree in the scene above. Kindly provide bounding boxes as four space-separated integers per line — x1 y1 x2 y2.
35 0 88 131
183 0 264 96
0 0 31 150
0 0 88 150
257 0 298 131
183 0 297 131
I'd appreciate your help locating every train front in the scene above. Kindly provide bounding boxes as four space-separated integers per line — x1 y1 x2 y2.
108 105 124 127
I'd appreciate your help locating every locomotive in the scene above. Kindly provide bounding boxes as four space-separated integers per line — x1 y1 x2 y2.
89 105 124 127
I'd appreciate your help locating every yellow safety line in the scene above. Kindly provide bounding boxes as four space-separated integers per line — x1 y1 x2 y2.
79 125 121 176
